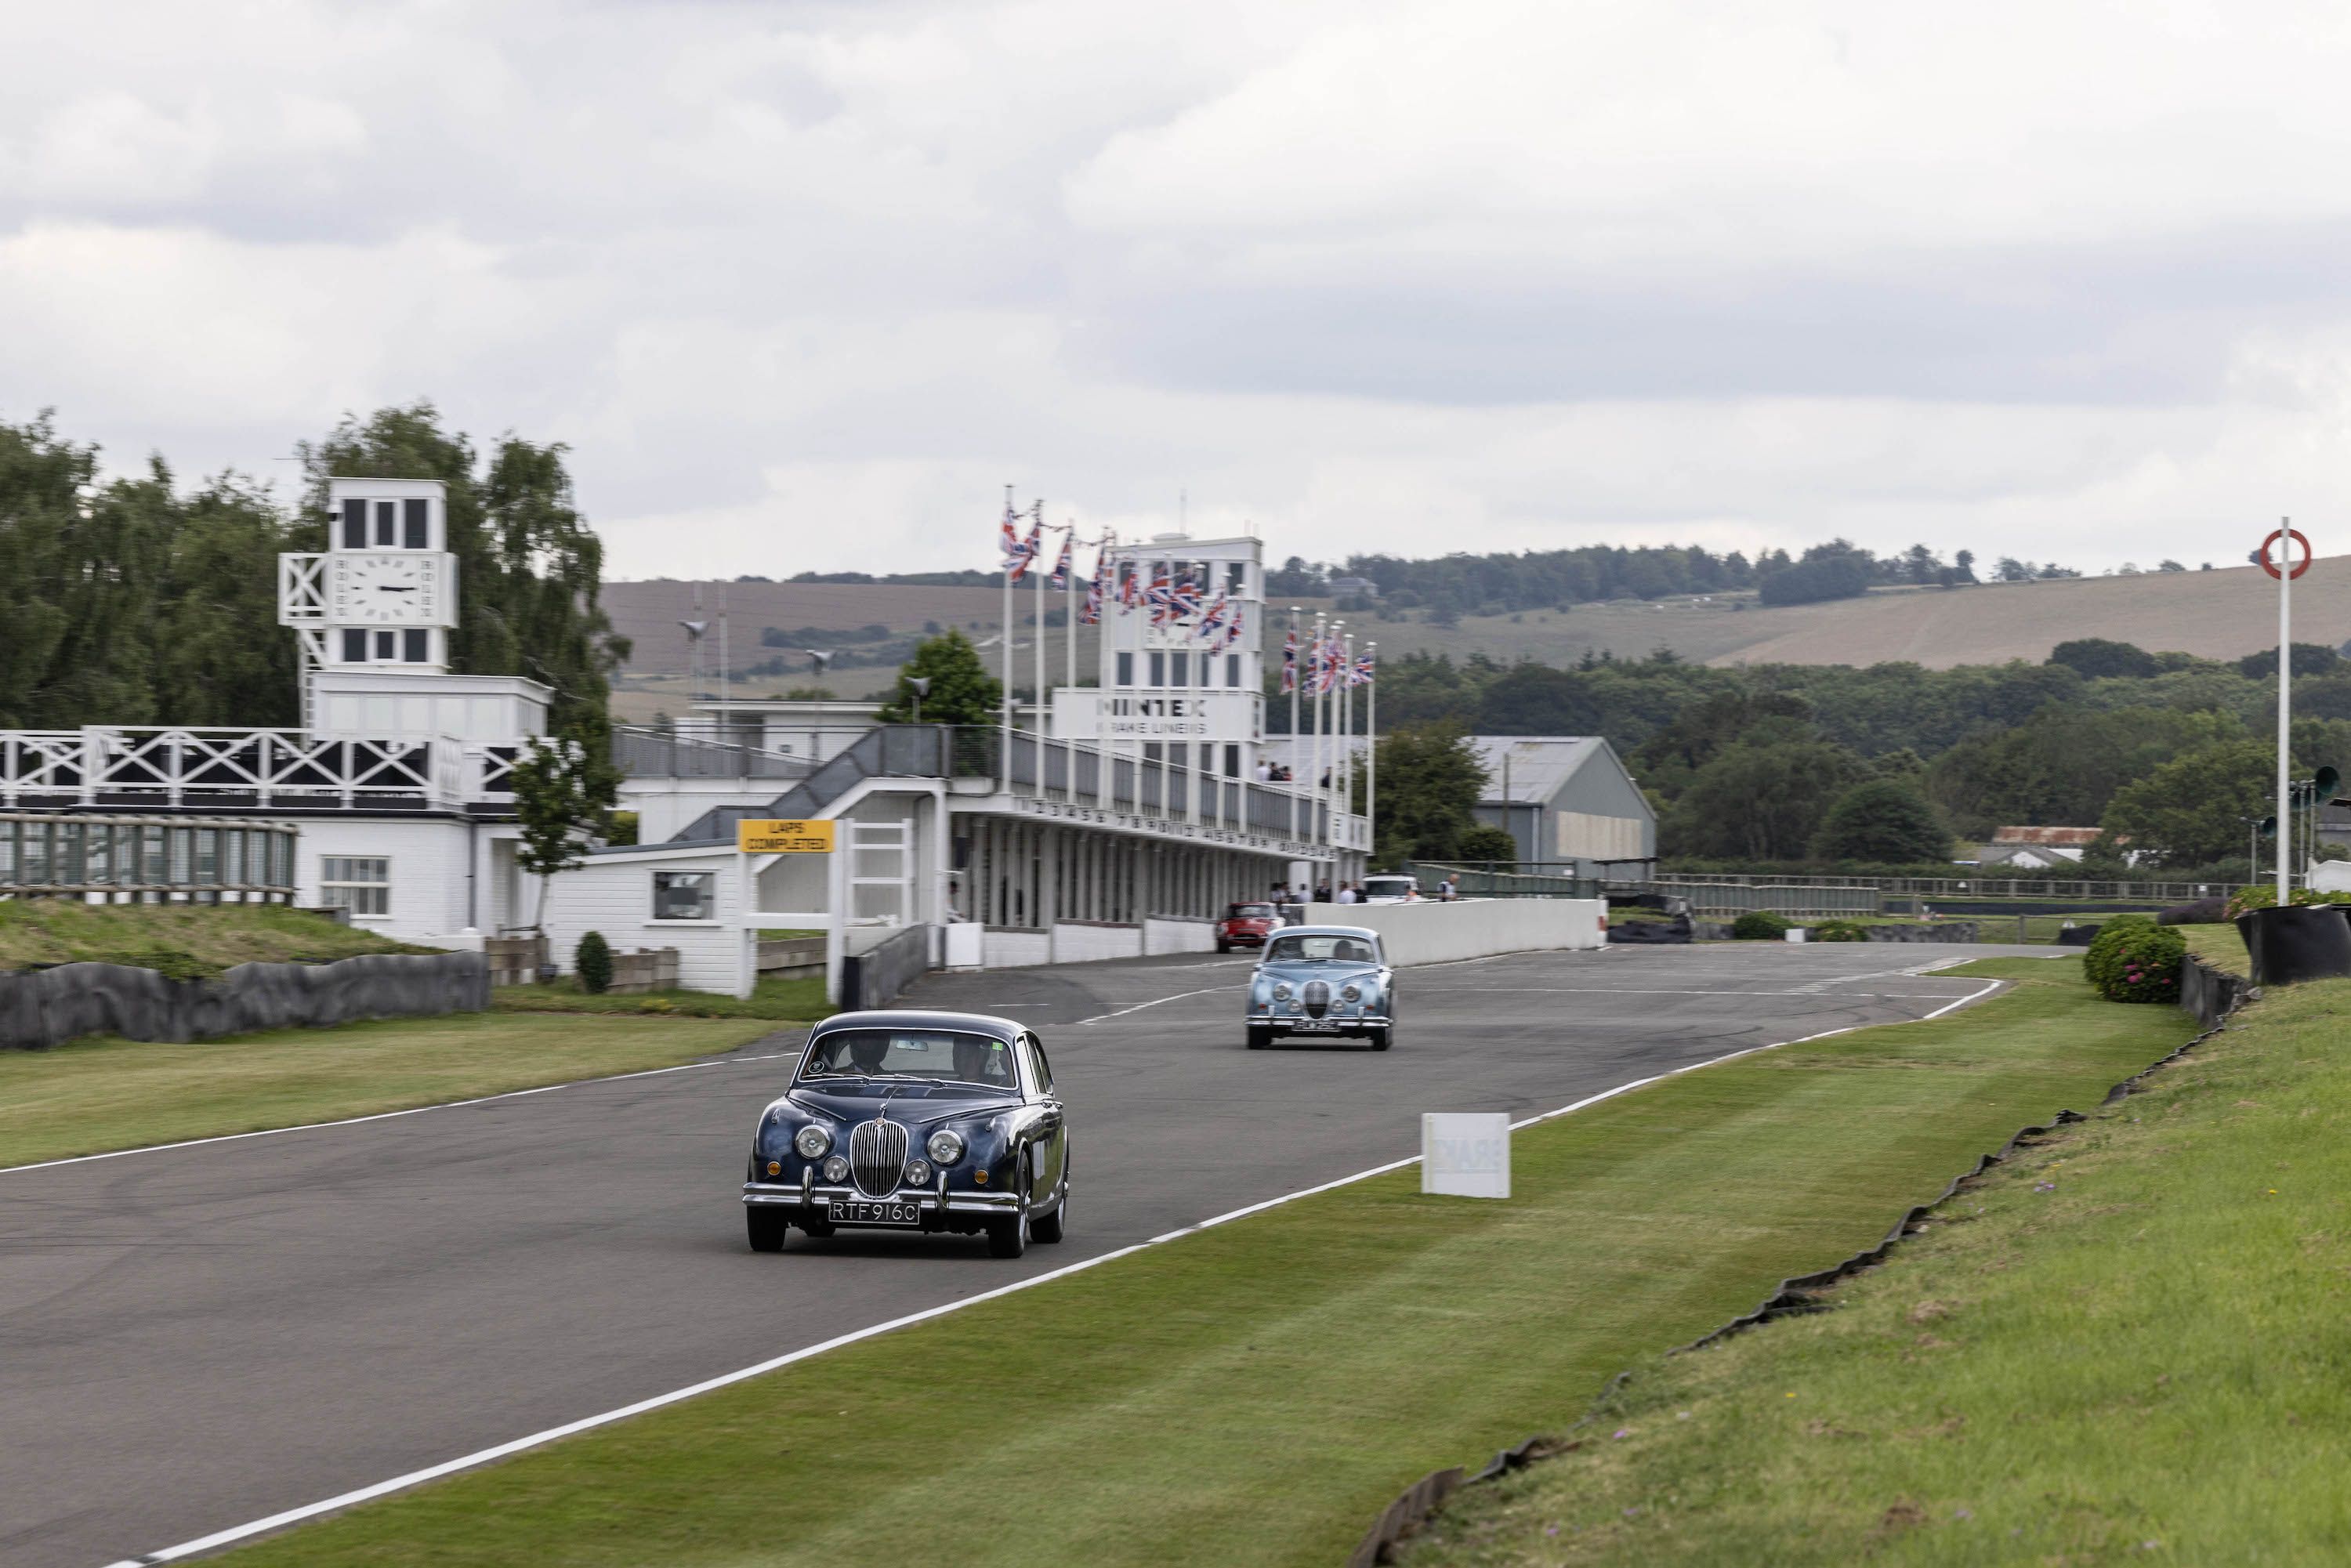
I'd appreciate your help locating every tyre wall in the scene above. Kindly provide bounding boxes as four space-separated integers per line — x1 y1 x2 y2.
0 951 491 1052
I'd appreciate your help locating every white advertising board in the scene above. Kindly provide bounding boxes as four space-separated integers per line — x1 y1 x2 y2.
1422 1112 1510 1200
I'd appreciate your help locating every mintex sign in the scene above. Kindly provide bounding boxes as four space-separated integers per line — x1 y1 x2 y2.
1421 1113 1510 1200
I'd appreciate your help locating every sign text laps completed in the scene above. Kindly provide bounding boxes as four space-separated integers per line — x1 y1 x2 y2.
737 819 836 854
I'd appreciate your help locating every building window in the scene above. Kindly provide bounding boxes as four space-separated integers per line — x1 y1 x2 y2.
1148 650 1165 687
404 628 429 663
375 500 397 546
1225 744 1241 777
321 856 391 915
404 497 429 549
375 629 396 661
342 498 368 549
653 870 715 921
1226 653 1241 688
1115 651 1133 686
1228 561 1246 592
342 628 368 663
1170 650 1189 686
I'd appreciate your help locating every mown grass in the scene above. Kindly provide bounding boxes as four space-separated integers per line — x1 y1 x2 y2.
0 900 426 974
491 975 831 1021
0 1013 777 1169
2183 921 2251 977
1402 975 2351 1566
220 961 2190 1568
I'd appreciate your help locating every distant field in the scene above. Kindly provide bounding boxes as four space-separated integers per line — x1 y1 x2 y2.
606 553 2351 694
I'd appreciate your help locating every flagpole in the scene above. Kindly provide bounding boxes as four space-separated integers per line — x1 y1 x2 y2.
1066 525 1078 802
1367 640 1378 870
1033 507 1046 799
1000 486 1014 798
1288 605 1300 847
1342 628 1355 881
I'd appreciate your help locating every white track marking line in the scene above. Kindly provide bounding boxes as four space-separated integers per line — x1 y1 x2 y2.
100 970 2010 1568
0 1048 806 1179
1074 985 1243 1026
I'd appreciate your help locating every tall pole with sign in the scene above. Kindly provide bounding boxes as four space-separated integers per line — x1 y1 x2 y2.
2265 521 2310 902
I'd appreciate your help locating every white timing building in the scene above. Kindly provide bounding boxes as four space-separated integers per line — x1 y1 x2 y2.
0 490 1371 996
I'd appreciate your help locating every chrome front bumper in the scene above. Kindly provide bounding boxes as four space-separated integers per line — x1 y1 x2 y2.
741 1181 1020 1214
1255 1012 1391 1026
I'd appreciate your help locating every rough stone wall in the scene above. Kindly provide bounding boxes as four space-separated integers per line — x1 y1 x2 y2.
0 951 491 1052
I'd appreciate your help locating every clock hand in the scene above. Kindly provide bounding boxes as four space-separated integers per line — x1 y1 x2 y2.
375 585 418 592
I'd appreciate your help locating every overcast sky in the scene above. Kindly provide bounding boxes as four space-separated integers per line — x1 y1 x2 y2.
9 0 2351 579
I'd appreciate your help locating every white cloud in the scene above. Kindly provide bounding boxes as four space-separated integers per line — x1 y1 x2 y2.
5 0 2351 581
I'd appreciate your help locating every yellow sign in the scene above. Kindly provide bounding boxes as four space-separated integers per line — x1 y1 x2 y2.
737 819 836 854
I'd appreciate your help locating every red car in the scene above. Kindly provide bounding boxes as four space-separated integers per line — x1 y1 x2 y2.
1216 902 1281 953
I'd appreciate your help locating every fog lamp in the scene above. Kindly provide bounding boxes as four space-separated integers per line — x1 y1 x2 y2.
904 1157 933 1186
823 1154 850 1183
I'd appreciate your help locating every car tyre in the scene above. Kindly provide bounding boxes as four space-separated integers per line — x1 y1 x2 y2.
1031 1168 1068 1245
987 1155 1032 1258
1247 1023 1272 1050
746 1207 788 1253
1370 1023 1393 1052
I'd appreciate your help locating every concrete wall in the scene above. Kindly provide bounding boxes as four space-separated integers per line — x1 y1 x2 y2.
2 951 490 1052
1053 922 1144 964
1145 916 1217 955
1305 898 1605 965
984 928 1051 968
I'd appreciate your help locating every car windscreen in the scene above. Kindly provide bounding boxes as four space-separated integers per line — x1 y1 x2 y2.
1230 904 1277 918
799 1029 1018 1088
1263 933 1378 965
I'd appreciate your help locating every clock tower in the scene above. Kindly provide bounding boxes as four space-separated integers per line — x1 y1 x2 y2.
279 477 460 679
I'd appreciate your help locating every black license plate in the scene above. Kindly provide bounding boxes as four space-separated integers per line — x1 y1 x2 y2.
828 1199 921 1225
1289 1019 1341 1033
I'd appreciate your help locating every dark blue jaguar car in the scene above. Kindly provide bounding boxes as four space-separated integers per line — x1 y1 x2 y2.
742 1009 1070 1258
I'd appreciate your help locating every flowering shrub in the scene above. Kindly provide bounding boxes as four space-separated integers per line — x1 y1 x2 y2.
2082 915 2185 1003
1732 911 1792 940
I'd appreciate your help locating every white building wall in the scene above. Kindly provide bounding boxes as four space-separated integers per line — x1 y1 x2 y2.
539 846 746 993
618 777 783 845
295 817 477 947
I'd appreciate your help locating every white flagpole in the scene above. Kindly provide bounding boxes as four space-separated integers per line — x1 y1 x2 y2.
1034 509 1046 799
1067 526 1078 801
1000 487 1013 797
1341 628 1355 878
2278 517 2293 902
1288 605 1301 846
1367 640 1378 869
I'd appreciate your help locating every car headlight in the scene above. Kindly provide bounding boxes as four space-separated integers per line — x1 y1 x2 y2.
927 1129 965 1164
904 1157 933 1186
1341 984 1362 1001
794 1124 831 1159
1273 983 1292 1001
822 1154 849 1183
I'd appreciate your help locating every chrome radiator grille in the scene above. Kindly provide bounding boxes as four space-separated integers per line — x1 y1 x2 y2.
849 1117 910 1197
1302 980 1331 1017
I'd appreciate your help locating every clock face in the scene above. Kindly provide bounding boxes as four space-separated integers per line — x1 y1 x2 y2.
328 554 442 625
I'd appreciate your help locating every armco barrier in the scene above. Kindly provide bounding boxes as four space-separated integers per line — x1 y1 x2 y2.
1305 900 1604 966
0 951 490 1052
836 923 932 1011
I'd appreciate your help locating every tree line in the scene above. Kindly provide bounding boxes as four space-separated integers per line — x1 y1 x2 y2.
1335 636 2351 875
0 406 629 734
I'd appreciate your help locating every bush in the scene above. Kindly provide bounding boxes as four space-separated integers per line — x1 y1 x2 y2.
1810 918 1869 942
1732 911 1792 940
2082 916 2184 1003
575 930 614 994
2222 885 2351 920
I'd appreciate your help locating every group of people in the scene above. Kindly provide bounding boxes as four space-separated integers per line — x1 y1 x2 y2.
1250 760 1296 783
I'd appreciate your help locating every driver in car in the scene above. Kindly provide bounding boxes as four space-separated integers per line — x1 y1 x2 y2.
849 1035 889 1075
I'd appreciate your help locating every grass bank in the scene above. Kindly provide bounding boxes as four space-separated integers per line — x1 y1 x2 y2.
2183 921 2251 976
221 961 2189 1568
0 900 424 974
1402 973 2351 1566
0 1012 777 1169
491 975 831 1021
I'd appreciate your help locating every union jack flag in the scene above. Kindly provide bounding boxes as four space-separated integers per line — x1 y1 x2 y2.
1078 571 1103 625
1313 637 1345 695
1170 567 1204 624
1146 564 1178 625
1281 628 1298 693
1047 532 1072 589
1349 653 1376 686
999 506 1035 580
1118 559 1141 610
1219 606 1244 653
1196 592 1228 643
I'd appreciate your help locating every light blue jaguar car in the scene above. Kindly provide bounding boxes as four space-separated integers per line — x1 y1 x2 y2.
1245 925 1395 1051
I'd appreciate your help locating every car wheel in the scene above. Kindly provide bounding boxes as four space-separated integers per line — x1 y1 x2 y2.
1215 940 1230 953
1371 1023 1393 1052
746 1207 788 1253
1247 1023 1272 1050
1031 1168 1068 1244
987 1156 1033 1258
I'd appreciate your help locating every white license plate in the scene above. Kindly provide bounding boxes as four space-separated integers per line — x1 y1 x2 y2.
1289 1019 1341 1033
828 1199 921 1225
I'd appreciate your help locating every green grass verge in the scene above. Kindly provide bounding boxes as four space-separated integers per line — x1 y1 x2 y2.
1402 977 2347 1566
0 1012 777 1169
2182 921 2251 977
491 976 832 1020
220 961 2190 1567
0 900 426 975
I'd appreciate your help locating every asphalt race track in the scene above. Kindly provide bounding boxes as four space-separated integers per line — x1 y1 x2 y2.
0 942 2031 1567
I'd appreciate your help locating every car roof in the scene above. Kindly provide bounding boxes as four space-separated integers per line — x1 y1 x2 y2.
810 1009 1023 1041
1272 925 1380 940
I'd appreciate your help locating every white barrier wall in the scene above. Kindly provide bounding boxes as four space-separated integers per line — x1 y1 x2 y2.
1052 922 1146 964
1144 916 1218 956
1305 899 1605 966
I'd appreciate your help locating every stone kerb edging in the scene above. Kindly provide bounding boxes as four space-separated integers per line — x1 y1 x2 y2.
0 951 491 1052
1346 959 2242 1568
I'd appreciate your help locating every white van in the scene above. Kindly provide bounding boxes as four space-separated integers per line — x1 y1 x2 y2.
1360 874 1420 904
